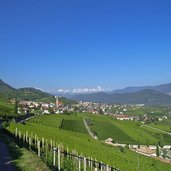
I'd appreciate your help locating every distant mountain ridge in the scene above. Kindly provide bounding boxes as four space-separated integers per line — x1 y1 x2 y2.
71 89 171 106
112 83 171 95
71 82 171 106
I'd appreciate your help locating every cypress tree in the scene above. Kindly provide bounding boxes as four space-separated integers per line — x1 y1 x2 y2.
146 139 149 147
138 139 140 149
159 134 164 148
156 144 160 157
14 99 18 114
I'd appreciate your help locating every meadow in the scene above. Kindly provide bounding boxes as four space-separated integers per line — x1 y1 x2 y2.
7 113 171 171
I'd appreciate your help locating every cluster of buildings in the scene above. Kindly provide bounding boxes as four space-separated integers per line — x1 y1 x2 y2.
18 97 66 115
17 98 169 123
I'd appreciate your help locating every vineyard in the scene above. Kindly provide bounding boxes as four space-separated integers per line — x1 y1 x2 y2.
28 114 62 128
89 120 135 143
85 113 171 145
5 128 118 171
60 119 88 134
6 113 171 171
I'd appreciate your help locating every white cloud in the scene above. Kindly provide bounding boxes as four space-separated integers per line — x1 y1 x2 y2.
72 86 104 94
47 86 107 94
57 89 70 93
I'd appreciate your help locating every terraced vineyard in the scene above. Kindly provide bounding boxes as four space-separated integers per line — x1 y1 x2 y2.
6 113 171 171
60 119 87 134
28 114 62 128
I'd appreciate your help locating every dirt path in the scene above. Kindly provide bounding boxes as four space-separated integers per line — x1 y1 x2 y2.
83 119 98 140
0 138 16 171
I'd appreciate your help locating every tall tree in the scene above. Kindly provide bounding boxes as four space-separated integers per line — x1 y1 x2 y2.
137 139 140 149
14 99 18 114
159 134 164 148
156 144 160 157
146 139 149 147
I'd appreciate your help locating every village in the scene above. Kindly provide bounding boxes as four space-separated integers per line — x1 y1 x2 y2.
16 97 169 124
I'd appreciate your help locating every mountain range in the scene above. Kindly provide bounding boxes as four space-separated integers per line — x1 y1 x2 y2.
1 79 171 105
112 83 171 95
71 83 171 106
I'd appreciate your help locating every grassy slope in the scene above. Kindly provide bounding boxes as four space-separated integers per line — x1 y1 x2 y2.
7 114 171 171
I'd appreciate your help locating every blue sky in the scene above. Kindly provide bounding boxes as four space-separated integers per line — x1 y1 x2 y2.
0 0 171 92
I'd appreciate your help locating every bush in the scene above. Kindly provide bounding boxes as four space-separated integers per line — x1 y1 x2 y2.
119 146 125 153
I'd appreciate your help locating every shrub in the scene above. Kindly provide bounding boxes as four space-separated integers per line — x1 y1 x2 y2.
119 146 125 153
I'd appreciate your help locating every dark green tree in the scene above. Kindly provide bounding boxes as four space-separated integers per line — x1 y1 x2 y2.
120 146 125 153
137 139 140 149
146 139 149 147
14 99 18 114
159 134 164 148
156 144 160 157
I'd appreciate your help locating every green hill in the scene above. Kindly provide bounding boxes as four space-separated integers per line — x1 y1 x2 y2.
16 88 54 102
0 79 55 102
0 79 77 104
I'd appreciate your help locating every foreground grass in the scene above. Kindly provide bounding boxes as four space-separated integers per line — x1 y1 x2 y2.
0 133 51 171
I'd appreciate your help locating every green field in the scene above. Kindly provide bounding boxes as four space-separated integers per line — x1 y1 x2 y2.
6 113 171 171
